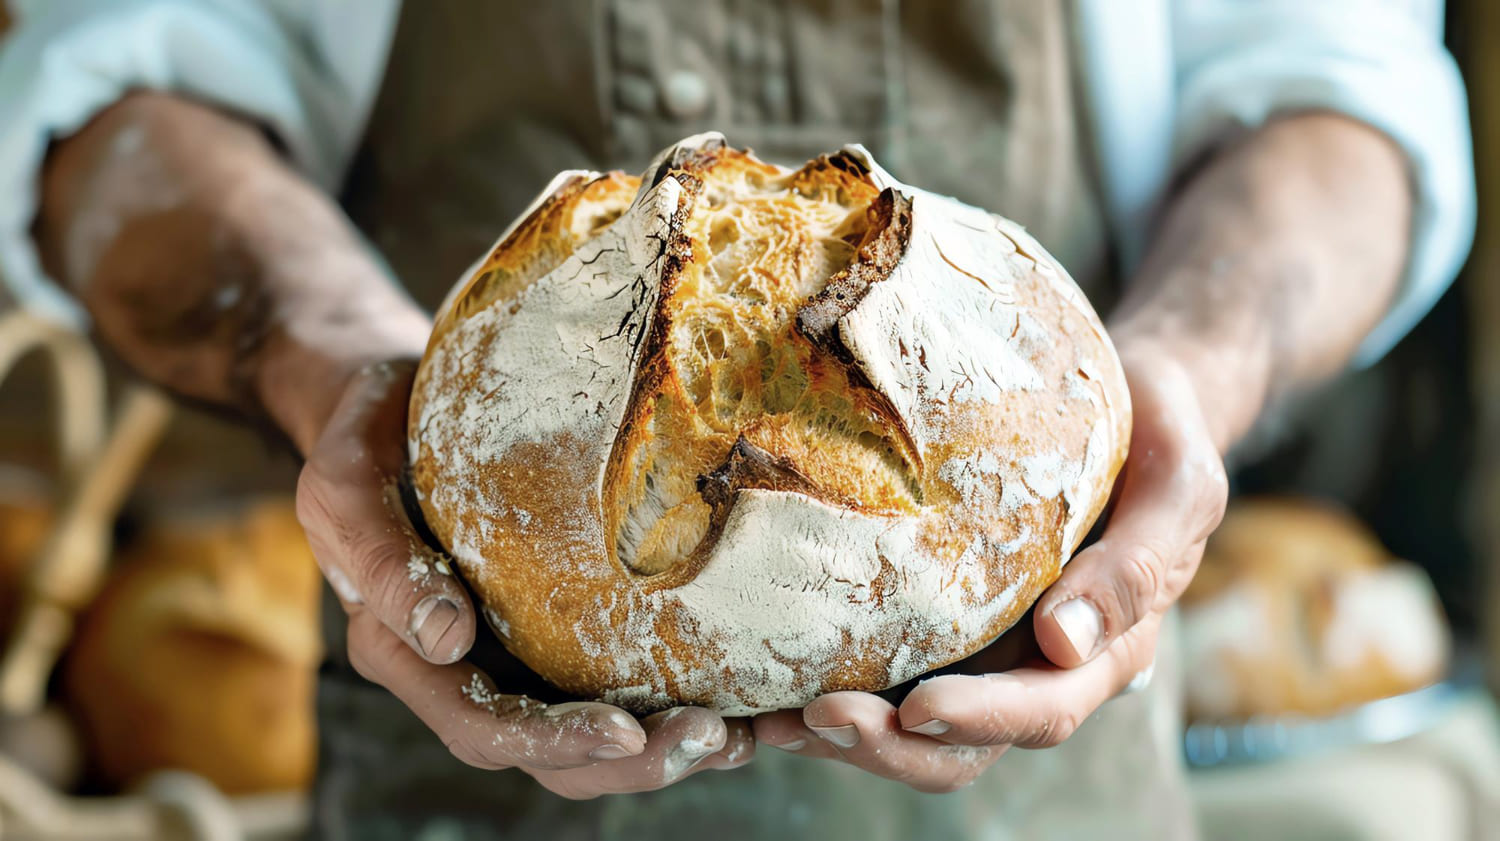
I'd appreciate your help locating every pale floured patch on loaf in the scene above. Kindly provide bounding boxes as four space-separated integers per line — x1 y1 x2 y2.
411 177 689 583
936 450 1003 509
831 144 1124 558
641 491 1029 714
1180 583 1271 719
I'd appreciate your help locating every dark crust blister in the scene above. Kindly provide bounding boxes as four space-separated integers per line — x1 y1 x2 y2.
695 436 851 514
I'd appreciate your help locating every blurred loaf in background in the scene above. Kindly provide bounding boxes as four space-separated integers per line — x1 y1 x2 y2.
1182 497 1451 722
0 470 49 639
62 499 321 794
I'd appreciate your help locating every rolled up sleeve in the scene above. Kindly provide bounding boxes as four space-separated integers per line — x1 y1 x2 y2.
1172 0 1476 364
0 0 388 326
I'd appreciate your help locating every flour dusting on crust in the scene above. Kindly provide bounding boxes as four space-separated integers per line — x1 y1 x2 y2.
409 134 1130 714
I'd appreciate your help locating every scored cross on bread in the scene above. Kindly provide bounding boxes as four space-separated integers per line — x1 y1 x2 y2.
410 134 1129 714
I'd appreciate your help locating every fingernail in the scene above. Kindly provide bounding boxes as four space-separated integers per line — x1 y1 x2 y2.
410 596 461 661
809 724 860 749
774 738 807 752
662 738 719 780
546 703 640 738
539 701 596 720
906 718 952 736
1052 598 1102 661
326 566 362 604
588 744 634 761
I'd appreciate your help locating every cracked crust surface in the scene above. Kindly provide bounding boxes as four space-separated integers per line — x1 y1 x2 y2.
410 134 1130 714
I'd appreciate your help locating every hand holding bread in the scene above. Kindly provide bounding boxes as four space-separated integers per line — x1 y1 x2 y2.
754 347 1227 790
296 362 752 800
400 135 1225 795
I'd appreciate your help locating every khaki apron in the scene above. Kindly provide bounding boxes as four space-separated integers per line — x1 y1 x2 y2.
321 2 1194 838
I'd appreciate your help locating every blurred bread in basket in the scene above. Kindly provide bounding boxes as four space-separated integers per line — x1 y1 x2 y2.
62 498 321 794
0 471 85 791
0 471 50 641
1181 497 1450 722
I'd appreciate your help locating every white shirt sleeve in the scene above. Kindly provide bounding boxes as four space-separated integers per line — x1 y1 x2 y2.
1171 0 1476 365
0 0 396 326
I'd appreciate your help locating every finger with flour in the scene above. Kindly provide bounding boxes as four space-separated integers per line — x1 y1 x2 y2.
533 708 755 799
755 693 1001 793
344 606 645 771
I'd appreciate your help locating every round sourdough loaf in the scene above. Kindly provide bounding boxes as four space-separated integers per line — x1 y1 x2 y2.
409 134 1130 714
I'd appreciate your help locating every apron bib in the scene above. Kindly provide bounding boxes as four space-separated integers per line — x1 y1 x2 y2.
321 3 1192 838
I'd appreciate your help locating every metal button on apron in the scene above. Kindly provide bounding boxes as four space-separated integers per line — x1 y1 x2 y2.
663 69 712 119
616 74 657 114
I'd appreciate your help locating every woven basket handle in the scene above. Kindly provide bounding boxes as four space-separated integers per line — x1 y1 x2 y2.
0 311 173 715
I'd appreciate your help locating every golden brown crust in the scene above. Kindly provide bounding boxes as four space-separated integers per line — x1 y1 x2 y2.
63 500 321 793
430 171 642 351
410 136 1129 713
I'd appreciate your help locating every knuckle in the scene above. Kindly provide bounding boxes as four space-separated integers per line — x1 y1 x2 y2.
294 467 337 539
1112 541 1167 626
1032 709 1081 749
968 713 1019 748
294 468 358 586
345 615 406 683
945 686 1020 747
346 646 379 684
541 779 602 801
873 760 927 786
345 640 383 685
1051 710 1082 745
1203 456 1229 503
445 737 505 771
354 537 420 608
1195 458 1230 533
918 775 976 795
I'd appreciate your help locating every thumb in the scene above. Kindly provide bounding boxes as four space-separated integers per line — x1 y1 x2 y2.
295 361 477 664
1032 355 1225 667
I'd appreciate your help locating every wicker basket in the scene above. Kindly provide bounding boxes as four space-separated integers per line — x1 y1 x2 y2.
0 311 308 841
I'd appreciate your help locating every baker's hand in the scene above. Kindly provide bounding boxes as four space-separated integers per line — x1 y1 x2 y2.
752 348 1226 792
295 361 753 799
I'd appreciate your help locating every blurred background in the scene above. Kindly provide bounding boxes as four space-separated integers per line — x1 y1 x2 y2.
0 2 1498 840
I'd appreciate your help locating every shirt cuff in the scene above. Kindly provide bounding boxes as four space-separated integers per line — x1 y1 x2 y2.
1172 1 1476 365
0 0 371 327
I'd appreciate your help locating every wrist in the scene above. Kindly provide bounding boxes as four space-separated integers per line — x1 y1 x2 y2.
39 92 433 456
252 277 431 457
198 145 432 455
1107 321 1271 455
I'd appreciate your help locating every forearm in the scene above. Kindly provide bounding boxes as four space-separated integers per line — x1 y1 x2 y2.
1110 112 1412 452
35 92 429 454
